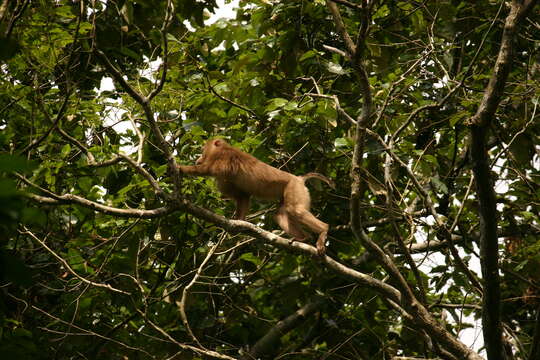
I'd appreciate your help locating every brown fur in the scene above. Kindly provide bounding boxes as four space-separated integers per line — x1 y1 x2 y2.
178 139 333 255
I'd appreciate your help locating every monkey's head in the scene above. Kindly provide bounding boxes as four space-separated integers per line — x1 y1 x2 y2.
196 138 228 164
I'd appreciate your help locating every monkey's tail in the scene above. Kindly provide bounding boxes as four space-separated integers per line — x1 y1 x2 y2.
300 172 335 189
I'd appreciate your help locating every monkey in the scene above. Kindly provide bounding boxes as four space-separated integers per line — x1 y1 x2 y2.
177 138 334 255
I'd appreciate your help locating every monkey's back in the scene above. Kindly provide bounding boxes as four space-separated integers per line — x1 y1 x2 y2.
229 150 298 201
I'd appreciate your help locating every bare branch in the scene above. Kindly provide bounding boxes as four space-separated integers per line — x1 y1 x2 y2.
329 0 362 10
95 49 148 105
57 125 97 164
384 151 426 302
390 85 460 143
373 53 429 129
20 90 71 154
127 114 146 164
325 0 356 55
31 304 151 356
529 304 540 360
143 316 236 360
365 128 483 293
243 297 325 360
26 192 173 218
490 100 537 168
21 227 130 295
57 116 159 197
19 174 173 218
94 48 180 191
431 303 482 311
206 75 259 119
322 44 349 59
306 93 356 125
147 0 173 102
118 153 164 197
179 235 224 347
467 2 538 359
88 157 123 168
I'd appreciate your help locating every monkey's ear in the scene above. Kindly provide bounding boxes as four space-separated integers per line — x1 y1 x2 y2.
213 139 223 147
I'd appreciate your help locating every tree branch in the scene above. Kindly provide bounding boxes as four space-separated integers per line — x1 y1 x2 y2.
143 316 236 360
243 297 325 359
147 0 173 102
179 235 224 347
324 2 484 358
182 199 403 303
31 304 153 357
467 2 537 359
206 73 260 119
19 173 173 218
365 127 483 294
306 92 356 125
21 227 130 295
20 171 483 358
19 177 403 305
325 0 356 55
117 153 165 197
528 304 540 360
94 48 181 192
329 0 362 10
20 90 71 154
27 192 173 218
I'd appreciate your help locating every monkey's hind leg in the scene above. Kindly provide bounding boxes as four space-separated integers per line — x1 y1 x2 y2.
282 181 329 255
274 205 309 243
232 196 250 220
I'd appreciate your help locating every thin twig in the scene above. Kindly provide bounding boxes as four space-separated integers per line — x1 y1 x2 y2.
179 235 225 346
22 227 130 295
205 73 259 119
18 173 173 218
32 304 150 355
20 91 71 154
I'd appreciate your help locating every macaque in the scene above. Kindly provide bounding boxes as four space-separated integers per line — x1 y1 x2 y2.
178 139 334 255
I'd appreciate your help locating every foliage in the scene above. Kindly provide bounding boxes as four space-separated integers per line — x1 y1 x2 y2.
1 0 539 359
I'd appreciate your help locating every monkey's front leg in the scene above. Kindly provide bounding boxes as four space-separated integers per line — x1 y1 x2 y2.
233 196 250 220
315 231 327 256
177 164 211 176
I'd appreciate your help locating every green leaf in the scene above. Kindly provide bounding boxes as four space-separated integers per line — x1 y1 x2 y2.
373 4 390 20
0 179 18 197
299 50 318 62
334 138 351 148
431 177 448 194
327 62 346 75
0 250 33 286
120 47 140 60
0 154 36 173
265 98 289 111
61 144 71 157
423 154 438 166
283 101 298 111
449 112 468 127
515 259 528 271
240 252 261 265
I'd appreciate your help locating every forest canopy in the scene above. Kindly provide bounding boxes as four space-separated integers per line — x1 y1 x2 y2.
1 1 539 359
